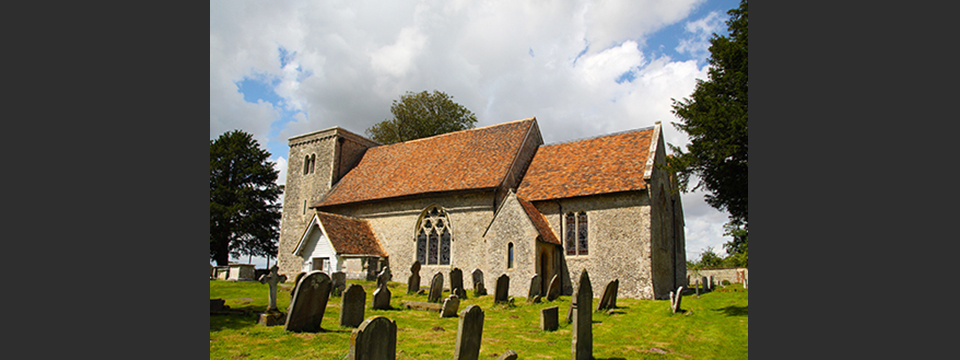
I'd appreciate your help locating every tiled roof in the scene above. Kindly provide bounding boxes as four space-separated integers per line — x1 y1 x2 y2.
517 127 655 201
315 212 387 256
516 196 561 245
315 118 536 207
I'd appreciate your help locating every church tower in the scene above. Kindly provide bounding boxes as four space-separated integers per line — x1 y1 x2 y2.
276 127 379 279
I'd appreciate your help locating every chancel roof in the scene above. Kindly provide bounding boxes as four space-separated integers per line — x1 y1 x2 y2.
517 127 656 201
314 118 537 208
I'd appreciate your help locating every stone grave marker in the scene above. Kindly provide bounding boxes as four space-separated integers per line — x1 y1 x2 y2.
471 269 487 297
291 272 307 299
428 272 444 303
527 274 542 303
571 270 593 360
709 276 715 291
541 306 559 331
695 279 700 296
377 266 392 289
441 294 461 318
258 265 288 326
284 270 332 333
546 274 561 301
702 277 708 293
494 274 510 304
373 282 392 310
454 304 485 360
349 316 397 360
495 350 518 360
596 279 619 311
331 271 347 297
670 286 685 313
407 260 421 294
340 284 366 328
450 268 465 298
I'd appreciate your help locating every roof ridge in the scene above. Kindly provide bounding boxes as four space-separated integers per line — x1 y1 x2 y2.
383 117 536 147
542 125 655 147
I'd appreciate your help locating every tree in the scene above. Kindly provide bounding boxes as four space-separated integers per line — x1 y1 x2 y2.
669 0 748 259
210 130 284 266
696 246 725 268
366 90 477 145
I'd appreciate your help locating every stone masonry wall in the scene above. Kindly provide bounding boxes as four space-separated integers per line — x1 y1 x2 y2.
686 267 748 285
484 193 541 298
647 126 687 297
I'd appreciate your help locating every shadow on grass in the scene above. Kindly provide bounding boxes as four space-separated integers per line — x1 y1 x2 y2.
714 305 748 316
210 313 258 332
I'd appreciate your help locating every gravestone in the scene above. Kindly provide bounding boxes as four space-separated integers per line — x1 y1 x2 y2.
450 268 465 299
596 279 618 311
571 270 593 360
258 265 288 326
527 274 542 303
407 261 421 294
349 316 397 360
291 272 307 299
285 270 332 333
454 304 485 360
331 271 347 297
377 267 392 289
709 276 715 291
373 282 392 310
695 279 700 296
541 306 559 331
702 277 708 293
428 272 444 303
495 350 518 360
546 274 561 301
471 269 487 297
340 284 366 328
441 294 461 318
494 274 510 304
670 286 685 313
565 288 576 324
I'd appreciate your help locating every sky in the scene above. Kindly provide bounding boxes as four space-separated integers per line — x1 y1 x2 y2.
210 0 743 268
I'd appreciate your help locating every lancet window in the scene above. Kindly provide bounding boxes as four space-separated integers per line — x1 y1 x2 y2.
564 211 589 256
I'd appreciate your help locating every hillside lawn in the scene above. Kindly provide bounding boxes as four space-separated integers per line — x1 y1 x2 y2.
210 279 747 359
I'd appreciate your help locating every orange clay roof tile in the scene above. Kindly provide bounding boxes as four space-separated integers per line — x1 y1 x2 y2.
315 212 387 256
516 195 561 245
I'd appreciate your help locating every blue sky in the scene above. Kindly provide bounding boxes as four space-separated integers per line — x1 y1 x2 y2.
211 0 743 268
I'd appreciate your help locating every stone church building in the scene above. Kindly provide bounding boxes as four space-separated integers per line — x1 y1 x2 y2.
276 117 686 299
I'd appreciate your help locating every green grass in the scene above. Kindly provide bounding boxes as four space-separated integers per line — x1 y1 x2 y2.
210 280 747 359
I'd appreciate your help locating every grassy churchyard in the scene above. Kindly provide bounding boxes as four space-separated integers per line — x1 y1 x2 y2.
210 279 747 359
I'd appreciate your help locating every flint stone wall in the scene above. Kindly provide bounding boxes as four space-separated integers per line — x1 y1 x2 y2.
686 267 748 285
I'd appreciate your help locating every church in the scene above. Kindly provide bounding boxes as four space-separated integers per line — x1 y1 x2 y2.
275 117 686 300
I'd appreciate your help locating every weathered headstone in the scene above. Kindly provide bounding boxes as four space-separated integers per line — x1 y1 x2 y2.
340 284 367 328
527 274 542 303
571 270 593 360
709 276 715 291
407 261 421 294
494 274 510 304
670 286 685 313
373 282 392 310
258 265 288 326
596 279 618 311
441 294 461 318
331 271 347 297
450 268 465 299
428 272 444 303
285 270 332 333
702 277 708 293
377 266 392 289
349 316 397 360
454 304 485 360
471 269 487 297
291 272 307 299
565 288 577 324
495 350 518 360
546 274 561 301
541 306 559 331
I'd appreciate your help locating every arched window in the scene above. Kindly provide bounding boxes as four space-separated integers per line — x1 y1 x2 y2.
416 205 452 265
577 211 588 255
303 155 310 175
564 211 589 256
309 154 316 174
565 212 576 255
508 243 514 269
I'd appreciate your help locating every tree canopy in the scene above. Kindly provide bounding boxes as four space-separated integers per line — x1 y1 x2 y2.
366 90 477 145
210 130 283 266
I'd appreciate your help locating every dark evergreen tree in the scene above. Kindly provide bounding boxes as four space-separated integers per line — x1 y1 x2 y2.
366 90 477 145
210 130 283 266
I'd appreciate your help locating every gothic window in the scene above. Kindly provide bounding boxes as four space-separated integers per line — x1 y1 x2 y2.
565 211 589 256
416 205 453 265
577 211 588 255
565 212 576 255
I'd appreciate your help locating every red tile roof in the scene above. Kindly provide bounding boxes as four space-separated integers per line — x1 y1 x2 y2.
315 118 536 207
516 195 561 245
315 212 387 256
516 127 655 201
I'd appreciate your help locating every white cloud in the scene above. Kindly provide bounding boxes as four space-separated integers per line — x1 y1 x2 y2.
675 10 728 61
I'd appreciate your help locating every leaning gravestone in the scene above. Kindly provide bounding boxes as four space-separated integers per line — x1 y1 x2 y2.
571 270 593 360
331 271 347 297
494 274 510 304
527 274 542 303
441 294 461 318
596 279 618 311
541 306 559 331
408 261 421 294
258 265 288 326
670 286 685 313
454 304 485 360
349 316 397 360
285 270 332 333
340 284 366 328
428 272 444 303
546 274 561 301
373 282 392 310
495 350 518 360
471 269 487 297
450 268 465 298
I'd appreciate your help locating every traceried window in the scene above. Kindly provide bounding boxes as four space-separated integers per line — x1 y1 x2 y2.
565 211 589 256
416 205 452 265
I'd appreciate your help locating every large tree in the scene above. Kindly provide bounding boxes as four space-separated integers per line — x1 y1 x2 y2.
669 0 748 226
210 130 283 266
366 90 477 145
